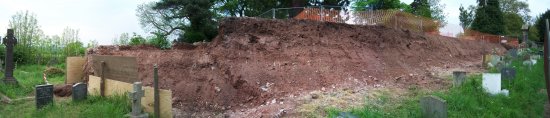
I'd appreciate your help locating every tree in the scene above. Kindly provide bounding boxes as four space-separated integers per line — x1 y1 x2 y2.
148 31 171 49
8 11 43 64
113 33 130 45
137 2 184 38
500 0 530 22
535 10 550 42
428 0 446 26
410 0 431 18
353 0 409 11
471 0 505 35
153 0 218 43
459 5 475 29
129 33 147 46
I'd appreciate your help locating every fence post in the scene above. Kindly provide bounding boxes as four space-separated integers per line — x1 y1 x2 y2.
272 9 276 19
420 19 423 32
320 6 324 22
153 64 160 118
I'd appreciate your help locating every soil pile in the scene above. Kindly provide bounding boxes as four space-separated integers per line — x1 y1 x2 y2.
86 17 504 114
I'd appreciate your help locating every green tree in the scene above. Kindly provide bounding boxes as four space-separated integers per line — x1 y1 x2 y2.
129 33 147 46
500 0 530 22
8 11 43 64
353 0 409 11
471 0 505 35
535 10 550 42
459 5 475 29
147 32 171 49
153 0 218 43
113 33 130 45
410 0 431 18
428 0 446 26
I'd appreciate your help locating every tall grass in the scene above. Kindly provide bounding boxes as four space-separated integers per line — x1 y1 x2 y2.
326 58 546 118
0 64 65 98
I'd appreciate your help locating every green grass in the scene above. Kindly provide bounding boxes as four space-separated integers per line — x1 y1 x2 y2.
326 58 547 118
0 64 132 118
0 95 130 118
0 64 65 98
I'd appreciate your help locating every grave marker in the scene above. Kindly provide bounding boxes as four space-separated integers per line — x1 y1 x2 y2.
501 68 516 80
507 49 518 58
2 29 18 85
126 82 148 118
420 96 447 118
482 73 503 95
453 71 467 87
35 84 53 109
72 83 87 101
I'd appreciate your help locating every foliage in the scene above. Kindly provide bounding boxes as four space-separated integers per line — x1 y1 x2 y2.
136 2 185 38
147 32 171 49
471 0 506 35
428 0 446 26
112 32 130 45
459 5 476 29
353 0 409 11
503 13 525 36
500 0 531 23
149 0 218 43
129 33 147 46
409 0 431 18
535 10 550 42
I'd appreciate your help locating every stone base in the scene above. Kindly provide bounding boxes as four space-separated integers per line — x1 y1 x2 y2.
126 113 148 118
2 77 18 85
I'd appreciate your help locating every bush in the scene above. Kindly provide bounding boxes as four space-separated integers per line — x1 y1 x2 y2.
181 31 207 43
148 32 170 49
129 33 147 46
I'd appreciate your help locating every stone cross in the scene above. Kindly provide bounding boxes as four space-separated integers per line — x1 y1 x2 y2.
127 82 148 118
2 29 18 85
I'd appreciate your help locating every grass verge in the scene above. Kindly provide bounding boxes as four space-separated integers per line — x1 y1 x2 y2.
326 58 547 118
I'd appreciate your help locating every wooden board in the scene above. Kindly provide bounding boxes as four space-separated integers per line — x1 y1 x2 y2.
92 55 138 83
88 75 172 118
66 57 86 84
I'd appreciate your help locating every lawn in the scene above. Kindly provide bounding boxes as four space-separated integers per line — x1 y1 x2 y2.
0 64 131 118
326 57 547 118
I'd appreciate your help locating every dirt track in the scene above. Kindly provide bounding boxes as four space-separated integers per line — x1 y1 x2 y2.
86 17 505 117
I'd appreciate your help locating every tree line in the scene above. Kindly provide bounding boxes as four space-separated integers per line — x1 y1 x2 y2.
459 0 550 42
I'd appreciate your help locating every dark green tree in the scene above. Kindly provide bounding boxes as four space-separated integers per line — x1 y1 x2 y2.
459 5 475 29
353 0 409 11
153 0 218 43
535 10 550 42
471 0 505 35
410 0 431 18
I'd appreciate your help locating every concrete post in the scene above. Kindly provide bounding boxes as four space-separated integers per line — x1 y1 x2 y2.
320 6 324 22
545 19 550 102
272 9 276 19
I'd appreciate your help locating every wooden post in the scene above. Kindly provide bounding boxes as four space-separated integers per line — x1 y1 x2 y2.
154 64 160 118
100 61 105 97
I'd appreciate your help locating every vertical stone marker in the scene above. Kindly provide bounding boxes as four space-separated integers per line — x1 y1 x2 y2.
453 71 467 87
126 82 148 118
72 83 87 101
500 68 516 80
482 73 502 95
35 84 54 109
2 29 18 85
420 96 447 118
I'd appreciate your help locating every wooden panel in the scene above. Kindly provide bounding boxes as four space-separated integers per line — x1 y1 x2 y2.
66 57 86 84
88 75 173 118
92 55 138 83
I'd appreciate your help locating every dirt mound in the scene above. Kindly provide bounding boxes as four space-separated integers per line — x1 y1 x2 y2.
54 84 72 97
85 17 504 115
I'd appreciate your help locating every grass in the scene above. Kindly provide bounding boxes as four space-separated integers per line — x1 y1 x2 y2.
0 64 132 118
326 57 547 118
0 64 65 98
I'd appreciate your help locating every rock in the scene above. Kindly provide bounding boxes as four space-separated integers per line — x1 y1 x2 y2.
311 93 319 99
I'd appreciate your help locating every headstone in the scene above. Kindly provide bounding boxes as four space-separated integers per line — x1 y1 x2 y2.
420 96 447 118
482 73 503 95
2 29 18 85
72 83 87 101
500 68 516 80
452 71 467 87
126 82 148 118
489 55 502 67
507 49 518 58
35 84 54 109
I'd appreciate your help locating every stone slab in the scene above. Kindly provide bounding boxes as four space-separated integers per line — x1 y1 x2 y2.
72 83 87 101
35 84 54 109
482 73 502 95
500 68 516 80
420 96 447 118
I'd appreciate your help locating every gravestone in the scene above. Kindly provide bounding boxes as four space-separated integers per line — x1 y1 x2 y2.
420 96 447 118
126 82 148 118
452 71 467 87
72 83 87 101
36 84 54 109
2 29 18 85
482 73 502 95
500 68 516 80
507 49 518 58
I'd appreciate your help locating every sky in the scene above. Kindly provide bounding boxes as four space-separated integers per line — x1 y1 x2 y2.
0 0 549 45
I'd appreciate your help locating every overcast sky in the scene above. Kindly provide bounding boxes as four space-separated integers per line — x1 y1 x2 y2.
0 0 549 45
